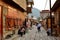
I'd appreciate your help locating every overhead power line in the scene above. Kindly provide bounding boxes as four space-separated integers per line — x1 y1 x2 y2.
44 0 48 10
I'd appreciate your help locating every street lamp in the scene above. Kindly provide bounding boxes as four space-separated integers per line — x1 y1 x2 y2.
28 4 31 7
52 13 54 16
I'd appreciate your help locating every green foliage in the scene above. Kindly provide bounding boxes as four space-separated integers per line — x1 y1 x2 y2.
37 17 40 21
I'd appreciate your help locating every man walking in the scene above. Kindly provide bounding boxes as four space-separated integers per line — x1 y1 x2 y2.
37 22 42 32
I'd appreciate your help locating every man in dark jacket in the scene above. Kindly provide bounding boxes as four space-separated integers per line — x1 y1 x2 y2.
18 26 25 37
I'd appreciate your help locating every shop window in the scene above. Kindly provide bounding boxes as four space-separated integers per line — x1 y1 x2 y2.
6 18 11 28
7 7 18 30
5 18 13 30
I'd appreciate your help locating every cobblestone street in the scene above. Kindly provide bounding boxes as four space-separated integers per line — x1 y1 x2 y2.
5 25 60 40
0 0 60 40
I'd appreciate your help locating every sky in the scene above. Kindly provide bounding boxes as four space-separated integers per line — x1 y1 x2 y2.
33 0 56 11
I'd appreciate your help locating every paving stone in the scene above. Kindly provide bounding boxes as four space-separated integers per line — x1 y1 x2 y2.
5 25 60 40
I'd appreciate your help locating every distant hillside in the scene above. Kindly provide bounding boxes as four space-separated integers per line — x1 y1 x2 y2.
28 8 40 18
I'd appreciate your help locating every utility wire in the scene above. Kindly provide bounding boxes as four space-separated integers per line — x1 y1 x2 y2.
44 0 48 10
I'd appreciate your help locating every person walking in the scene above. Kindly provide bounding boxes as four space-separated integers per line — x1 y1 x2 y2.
18 26 25 37
37 22 42 32
47 27 51 36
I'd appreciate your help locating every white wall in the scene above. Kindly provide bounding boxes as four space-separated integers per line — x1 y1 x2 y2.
40 13 49 19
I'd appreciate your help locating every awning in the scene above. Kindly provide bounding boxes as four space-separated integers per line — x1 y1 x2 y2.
13 0 27 11
2 0 26 12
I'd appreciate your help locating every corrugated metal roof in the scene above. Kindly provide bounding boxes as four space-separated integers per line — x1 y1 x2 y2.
40 10 50 13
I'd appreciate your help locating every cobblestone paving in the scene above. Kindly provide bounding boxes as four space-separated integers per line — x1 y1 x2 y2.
5 25 60 40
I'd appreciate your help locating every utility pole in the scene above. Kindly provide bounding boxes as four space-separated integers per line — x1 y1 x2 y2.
49 0 52 35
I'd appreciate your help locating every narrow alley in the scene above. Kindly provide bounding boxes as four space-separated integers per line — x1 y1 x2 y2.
5 25 60 40
0 0 60 40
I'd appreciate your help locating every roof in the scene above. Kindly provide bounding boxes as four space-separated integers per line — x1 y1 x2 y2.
27 0 34 5
2 0 26 12
40 10 50 13
13 0 27 11
51 0 60 12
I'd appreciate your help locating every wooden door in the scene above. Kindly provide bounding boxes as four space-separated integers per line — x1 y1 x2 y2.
47 18 51 28
0 6 3 40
